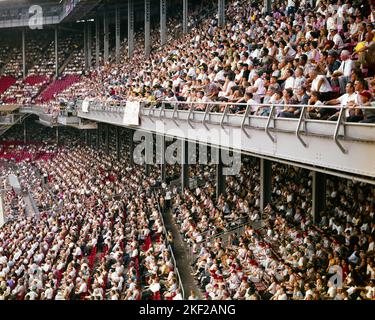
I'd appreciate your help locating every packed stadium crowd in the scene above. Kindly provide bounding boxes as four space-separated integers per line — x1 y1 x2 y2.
0 0 374 302
0 121 374 301
0 0 373 123
189 164 374 300
62 0 375 123
0 127 184 300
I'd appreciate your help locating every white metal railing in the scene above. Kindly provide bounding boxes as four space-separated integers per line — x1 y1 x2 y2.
80 100 375 153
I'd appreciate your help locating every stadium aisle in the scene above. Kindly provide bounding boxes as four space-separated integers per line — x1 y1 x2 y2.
162 207 203 299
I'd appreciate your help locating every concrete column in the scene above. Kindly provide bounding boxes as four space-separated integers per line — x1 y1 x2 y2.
56 127 59 145
181 140 189 192
160 0 167 46
128 0 134 58
161 162 166 183
157 135 166 182
95 16 100 68
84 22 88 69
312 171 326 224
216 149 225 199
129 129 134 165
145 164 150 176
218 0 225 28
260 158 272 214
54 26 58 77
144 0 151 59
103 12 109 62
105 124 109 155
22 29 26 78
115 5 121 63
87 22 92 68
23 119 27 144
116 126 121 161
97 123 101 150
265 0 272 15
182 0 188 34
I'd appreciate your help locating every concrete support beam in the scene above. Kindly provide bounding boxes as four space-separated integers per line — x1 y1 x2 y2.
116 126 121 161
144 0 151 59
145 164 150 176
115 5 121 63
312 171 326 224
22 29 26 78
265 0 272 15
95 17 100 68
87 22 92 68
181 140 189 192
105 124 109 155
84 22 88 69
103 12 109 62
218 0 225 28
182 0 188 34
97 123 101 150
23 119 27 144
157 134 166 182
216 149 225 199
54 26 58 77
56 127 59 145
260 158 272 214
128 0 134 58
160 0 167 46
129 129 134 165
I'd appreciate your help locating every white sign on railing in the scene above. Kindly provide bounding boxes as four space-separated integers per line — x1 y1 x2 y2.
82 99 90 113
123 101 140 126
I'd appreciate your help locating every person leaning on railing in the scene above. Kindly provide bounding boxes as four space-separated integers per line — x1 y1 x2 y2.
278 88 299 118
351 90 375 123
306 91 325 119
323 82 358 121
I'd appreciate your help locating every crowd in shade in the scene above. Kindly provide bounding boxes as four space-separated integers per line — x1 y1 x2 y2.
171 161 374 300
0 122 374 300
0 126 183 300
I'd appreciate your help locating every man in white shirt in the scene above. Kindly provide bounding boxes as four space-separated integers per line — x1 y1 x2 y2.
328 28 344 50
310 69 333 102
248 73 266 102
325 82 357 119
331 50 354 94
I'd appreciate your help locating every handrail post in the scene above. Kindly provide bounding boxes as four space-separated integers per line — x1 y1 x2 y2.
202 103 211 130
147 104 156 122
187 104 195 128
296 106 307 147
172 103 179 126
158 102 165 119
265 105 276 142
240 104 251 137
334 107 347 153
220 104 229 129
